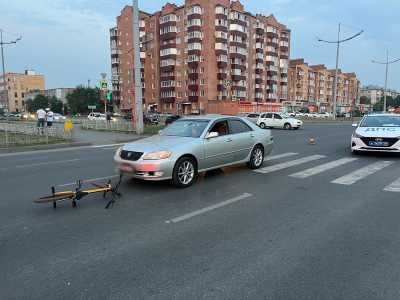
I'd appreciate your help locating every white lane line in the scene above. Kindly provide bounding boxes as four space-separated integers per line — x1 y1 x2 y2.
332 161 394 185
165 193 253 224
266 152 298 161
255 155 326 174
14 159 80 169
289 157 358 179
58 175 119 187
384 177 400 192
92 143 125 148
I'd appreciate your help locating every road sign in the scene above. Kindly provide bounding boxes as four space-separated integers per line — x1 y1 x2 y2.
100 80 108 90
88 105 96 110
106 91 113 102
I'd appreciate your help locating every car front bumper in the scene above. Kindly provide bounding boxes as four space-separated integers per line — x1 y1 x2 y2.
351 137 400 153
114 155 175 181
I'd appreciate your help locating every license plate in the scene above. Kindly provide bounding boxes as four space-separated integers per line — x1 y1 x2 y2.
119 164 133 172
369 141 388 147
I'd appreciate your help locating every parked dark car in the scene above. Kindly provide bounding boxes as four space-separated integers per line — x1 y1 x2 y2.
165 115 181 125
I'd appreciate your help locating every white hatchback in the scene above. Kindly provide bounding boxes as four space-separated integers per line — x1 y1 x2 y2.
257 112 303 130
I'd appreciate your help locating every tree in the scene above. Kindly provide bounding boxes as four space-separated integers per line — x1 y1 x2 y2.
359 96 371 105
25 95 49 113
373 96 400 111
66 86 101 114
49 96 63 114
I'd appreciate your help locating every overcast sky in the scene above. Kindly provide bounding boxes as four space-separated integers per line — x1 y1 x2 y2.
1 0 399 90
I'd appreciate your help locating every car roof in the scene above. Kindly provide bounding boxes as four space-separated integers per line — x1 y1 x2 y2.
179 114 247 121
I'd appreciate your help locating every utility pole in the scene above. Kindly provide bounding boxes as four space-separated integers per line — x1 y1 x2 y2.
317 24 363 120
0 30 21 112
372 49 400 113
132 0 143 134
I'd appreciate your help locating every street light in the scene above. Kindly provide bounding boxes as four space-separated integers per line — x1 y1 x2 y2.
317 23 363 120
372 49 400 113
0 29 22 112
132 0 143 134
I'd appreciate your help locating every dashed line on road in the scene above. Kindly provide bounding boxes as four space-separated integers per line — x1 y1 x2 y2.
165 193 253 224
58 175 119 187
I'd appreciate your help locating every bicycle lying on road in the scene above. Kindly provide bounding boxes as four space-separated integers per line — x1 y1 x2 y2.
34 174 123 209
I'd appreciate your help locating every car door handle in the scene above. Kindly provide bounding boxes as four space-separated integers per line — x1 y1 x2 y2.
225 138 233 142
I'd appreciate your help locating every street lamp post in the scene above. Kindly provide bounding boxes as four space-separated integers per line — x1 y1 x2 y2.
317 24 363 120
372 50 400 113
0 29 22 112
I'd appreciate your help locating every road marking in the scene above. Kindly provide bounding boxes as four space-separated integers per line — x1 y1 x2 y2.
255 155 326 174
332 161 394 185
289 157 358 179
383 177 400 192
14 159 80 169
165 193 252 224
92 143 125 148
58 175 119 187
266 152 298 161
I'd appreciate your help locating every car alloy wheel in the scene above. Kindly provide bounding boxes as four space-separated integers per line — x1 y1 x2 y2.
247 145 264 169
284 123 292 130
259 123 266 129
173 157 198 187
178 161 194 185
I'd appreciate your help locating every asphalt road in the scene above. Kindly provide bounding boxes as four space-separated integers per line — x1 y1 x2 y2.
2 123 400 300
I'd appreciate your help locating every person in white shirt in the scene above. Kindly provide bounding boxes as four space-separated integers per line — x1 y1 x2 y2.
37 108 46 129
46 108 54 127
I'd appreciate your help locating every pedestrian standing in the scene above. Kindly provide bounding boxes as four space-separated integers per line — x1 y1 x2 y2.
46 108 54 127
106 111 112 127
36 108 46 134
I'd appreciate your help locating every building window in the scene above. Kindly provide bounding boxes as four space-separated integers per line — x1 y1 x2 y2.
200 67 204 73
200 79 205 85
22 92 25 98
14 92 18 98
200 90 205 97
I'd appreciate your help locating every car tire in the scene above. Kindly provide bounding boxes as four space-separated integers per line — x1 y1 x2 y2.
259 122 266 129
284 123 292 130
247 145 264 169
172 157 198 188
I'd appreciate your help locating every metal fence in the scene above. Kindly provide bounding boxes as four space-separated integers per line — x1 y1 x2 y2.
0 121 72 147
81 119 135 132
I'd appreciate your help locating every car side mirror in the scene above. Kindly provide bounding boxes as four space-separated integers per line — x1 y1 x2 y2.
206 131 219 139
352 123 358 128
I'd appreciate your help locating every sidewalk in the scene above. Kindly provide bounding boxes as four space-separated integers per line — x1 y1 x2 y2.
72 126 146 145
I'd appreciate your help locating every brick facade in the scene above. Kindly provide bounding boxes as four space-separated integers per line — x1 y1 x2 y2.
110 0 290 115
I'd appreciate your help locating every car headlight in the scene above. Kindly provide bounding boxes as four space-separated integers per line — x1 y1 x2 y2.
353 132 364 138
142 151 172 160
116 147 122 156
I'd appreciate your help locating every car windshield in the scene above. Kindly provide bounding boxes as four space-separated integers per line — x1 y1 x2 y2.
360 115 400 127
161 119 209 138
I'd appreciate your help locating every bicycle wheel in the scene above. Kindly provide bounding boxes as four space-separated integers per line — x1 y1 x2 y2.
34 191 75 203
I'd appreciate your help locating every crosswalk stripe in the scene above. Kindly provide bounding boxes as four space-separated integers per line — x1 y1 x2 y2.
289 157 358 179
331 161 394 185
265 152 298 161
255 154 326 174
383 177 400 192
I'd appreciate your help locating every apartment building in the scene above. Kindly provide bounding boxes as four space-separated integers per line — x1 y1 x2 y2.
110 0 290 115
359 85 400 105
288 59 359 113
0 70 45 112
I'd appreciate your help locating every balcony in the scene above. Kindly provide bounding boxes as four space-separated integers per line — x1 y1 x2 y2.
267 93 278 99
266 26 278 37
266 65 279 74
111 49 121 56
187 5 202 16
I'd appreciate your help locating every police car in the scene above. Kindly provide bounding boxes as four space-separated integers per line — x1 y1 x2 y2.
351 113 400 153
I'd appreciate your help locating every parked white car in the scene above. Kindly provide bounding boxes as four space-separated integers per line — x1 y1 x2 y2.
257 112 303 130
88 112 106 121
238 112 261 124
53 113 66 122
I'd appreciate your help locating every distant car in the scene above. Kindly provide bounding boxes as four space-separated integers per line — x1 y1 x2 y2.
165 115 181 125
239 112 261 124
257 112 303 130
53 113 66 122
88 112 106 121
114 115 274 187
351 113 400 154
144 114 159 125
318 112 331 118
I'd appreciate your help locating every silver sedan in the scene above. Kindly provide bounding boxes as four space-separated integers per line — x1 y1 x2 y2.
114 115 273 187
